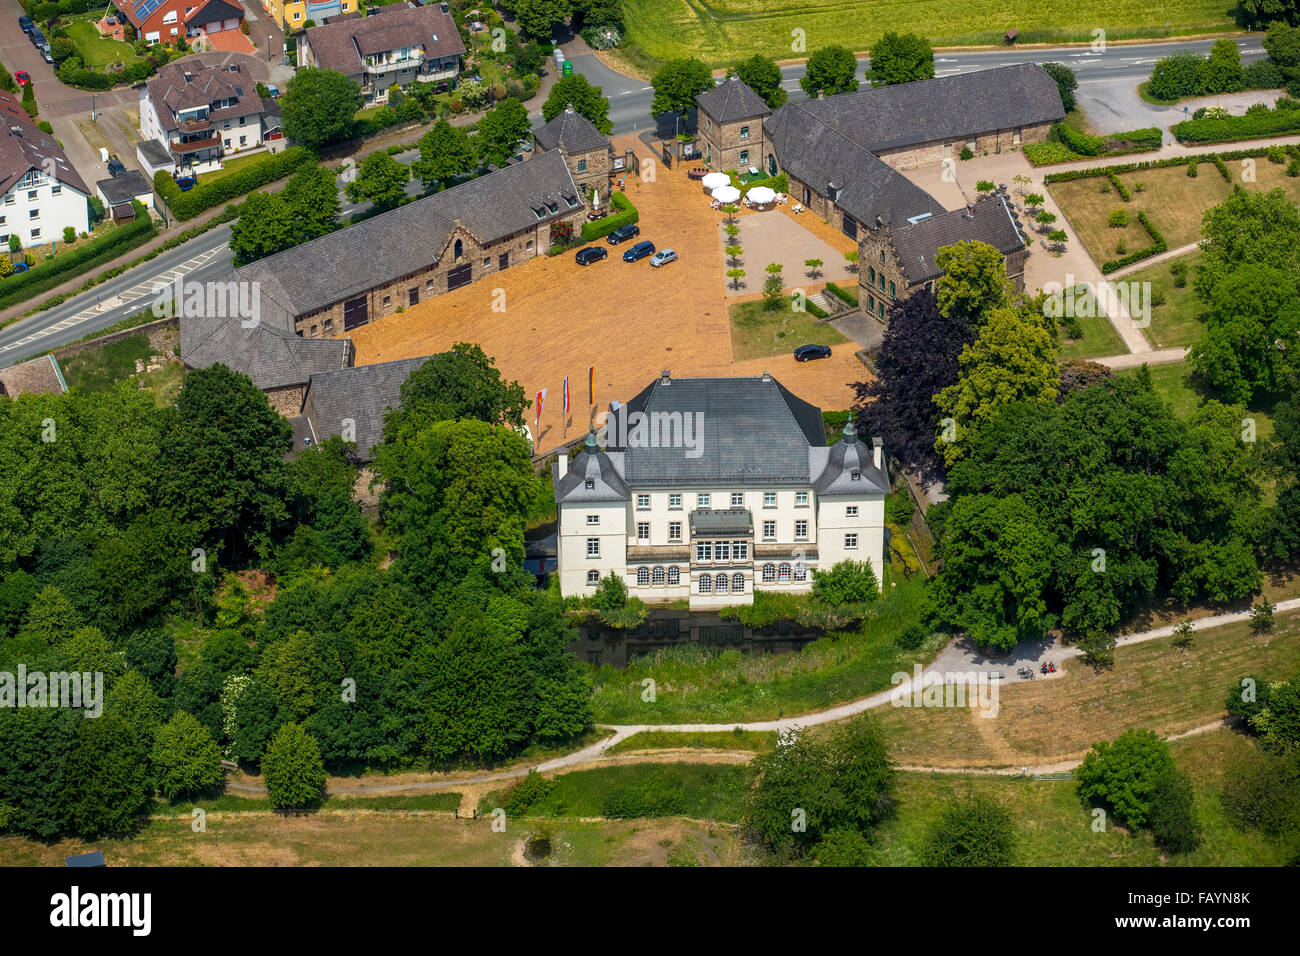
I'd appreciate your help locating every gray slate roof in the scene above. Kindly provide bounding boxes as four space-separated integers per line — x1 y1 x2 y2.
811 422 888 496
0 354 67 398
608 375 827 486
304 355 429 460
238 150 580 318
180 309 352 391
533 106 609 153
697 75 772 124
690 508 754 535
888 193 1026 284
799 63 1065 153
237 150 579 317
554 436 630 502
764 102 938 227
95 170 152 206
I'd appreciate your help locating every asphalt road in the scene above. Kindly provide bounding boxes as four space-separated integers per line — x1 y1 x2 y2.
0 34 1272 367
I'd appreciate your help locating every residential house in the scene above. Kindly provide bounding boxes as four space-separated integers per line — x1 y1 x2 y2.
695 74 771 173
262 0 358 32
234 149 585 337
115 0 245 45
0 99 91 250
298 2 465 104
140 59 268 170
553 371 888 608
532 104 612 207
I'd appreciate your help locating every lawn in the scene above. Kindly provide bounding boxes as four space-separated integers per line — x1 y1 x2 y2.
1055 286 1127 361
1126 250 1205 349
873 607 1300 769
728 296 847 361
64 20 145 71
1115 361 1275 445
620 0 1237 66
869 729 1291 866
588 575 941 723
1050 159 1300 267
477 762 758 822
607 729 779 754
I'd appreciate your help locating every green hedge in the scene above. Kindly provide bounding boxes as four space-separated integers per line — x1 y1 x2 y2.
1172 106 1300 145
1043 147 1275 185
1026 123 1162 166
824 281 858 307
579 191 638 242
1100 211 1166 273
154 147 315 220
0 203 156 311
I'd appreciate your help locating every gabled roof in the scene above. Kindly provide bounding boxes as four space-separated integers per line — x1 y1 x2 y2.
696 75 772 124
534 106 608 153
887 193 1026 284
186 0 243 24
305 355 429 460
0 105 89 198
239 150 580 318
764 102 936 228
145 59 264 130
180 306 353 391
607 374 826 486
799 64 1065 153
302 2 465 76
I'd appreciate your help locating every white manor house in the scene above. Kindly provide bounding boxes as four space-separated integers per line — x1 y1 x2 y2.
552 372 889 608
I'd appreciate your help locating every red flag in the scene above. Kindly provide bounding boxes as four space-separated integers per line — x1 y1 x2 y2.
535 388 547 431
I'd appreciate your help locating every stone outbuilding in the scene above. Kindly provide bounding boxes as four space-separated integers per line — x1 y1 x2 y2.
695 74 771 173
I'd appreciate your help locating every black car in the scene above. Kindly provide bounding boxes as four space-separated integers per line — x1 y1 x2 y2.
19 14 34 33
606 223 640 244
623 240 655 263
575 246 607 266
30 27 46 47
794 344 833 362
107 158 126 177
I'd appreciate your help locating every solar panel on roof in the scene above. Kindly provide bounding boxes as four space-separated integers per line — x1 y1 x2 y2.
135 0 167 21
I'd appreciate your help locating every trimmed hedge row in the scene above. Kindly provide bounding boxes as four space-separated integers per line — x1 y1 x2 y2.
1172 106 1300 144
824 281 858 307
0 203 156 311
1100 211 1166 273
154 147 315 220
580 191 638 242
1107 171 1131 201
1043 147 1275 185
1026 123 1162 166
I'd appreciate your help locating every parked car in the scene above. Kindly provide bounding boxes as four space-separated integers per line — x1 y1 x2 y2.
13 71 30 87
649 248 677 268
575 246 607 266
265 84 280 98
606 223 640 244
623 240 655 262
107 158 126 177
29 27 46 48
18 14 34 34
39 48 53 64
794 344 833 362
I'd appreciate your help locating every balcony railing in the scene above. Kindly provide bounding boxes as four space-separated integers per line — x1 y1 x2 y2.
171 133 221 154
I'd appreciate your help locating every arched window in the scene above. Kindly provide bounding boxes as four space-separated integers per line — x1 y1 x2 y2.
793 562 807 582
652 566 665 585
732 573 745 593
698 573 713 593
586 570 599 585
778 563 792 583
636 567 650 586
667 566 680 585
715 574 729 594
762 563 776 583
454 238 464 261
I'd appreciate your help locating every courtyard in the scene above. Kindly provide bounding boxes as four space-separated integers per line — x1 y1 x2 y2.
345 135 872 453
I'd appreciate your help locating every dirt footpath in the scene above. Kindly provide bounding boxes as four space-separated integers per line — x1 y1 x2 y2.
346 135 869 453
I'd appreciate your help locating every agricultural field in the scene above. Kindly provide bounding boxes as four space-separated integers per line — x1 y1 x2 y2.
620 0 1238 66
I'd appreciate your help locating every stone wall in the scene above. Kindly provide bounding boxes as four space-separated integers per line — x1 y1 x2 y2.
266 383 306 417
52 316 180 361
699 110 766 172
875 121 1054 170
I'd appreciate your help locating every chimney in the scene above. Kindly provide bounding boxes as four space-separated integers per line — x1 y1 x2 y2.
872 437 883 470
761 370 772 382
557 452 568 478
660 368 671 385
818 91 825 100
964 203 974 218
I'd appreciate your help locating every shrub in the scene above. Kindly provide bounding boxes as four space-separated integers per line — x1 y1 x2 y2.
1150 287 1167 307
1148 769 1200 853
579 191 637 242
1244 60 1284 90
1221 749 1300 837
923 795 1016 866
823 281 858 307
1173 102 1300 145
261 722 327 811
504 770 554 815
1289 158 1300 177
62 226 76 243
1186 160 1198 177
1108 209 1129 228
1076 729 1175 830
1107 171 1131 201
1170 261 1188 287
810 559 879 606
959 146 973 160
601 782 686 818
155 146 314 220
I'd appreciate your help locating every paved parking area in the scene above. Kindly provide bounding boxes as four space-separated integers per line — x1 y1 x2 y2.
347 135 872 453
721 209 856 297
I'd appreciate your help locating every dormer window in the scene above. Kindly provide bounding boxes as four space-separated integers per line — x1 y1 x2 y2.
851 471 861 480
585 479 595 490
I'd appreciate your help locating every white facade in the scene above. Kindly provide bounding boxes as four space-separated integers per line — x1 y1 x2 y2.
0 169 89 250
553 374 889 610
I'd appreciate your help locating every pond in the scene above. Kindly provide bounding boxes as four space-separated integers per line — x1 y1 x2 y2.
568 607 821 668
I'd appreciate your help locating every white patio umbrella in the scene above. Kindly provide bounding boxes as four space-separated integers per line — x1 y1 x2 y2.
747 186 777 205
701 171 731 190
711 185 741 203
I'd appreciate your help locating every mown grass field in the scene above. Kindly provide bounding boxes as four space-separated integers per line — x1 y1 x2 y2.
64 20 145 72
873 607 1300 768
728 297 847 361
1127 250 1205 349
1055 288 1127 361
620 0 1238 66
608 729 779 754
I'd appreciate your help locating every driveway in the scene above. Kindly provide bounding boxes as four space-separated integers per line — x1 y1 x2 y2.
346 134 873 453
